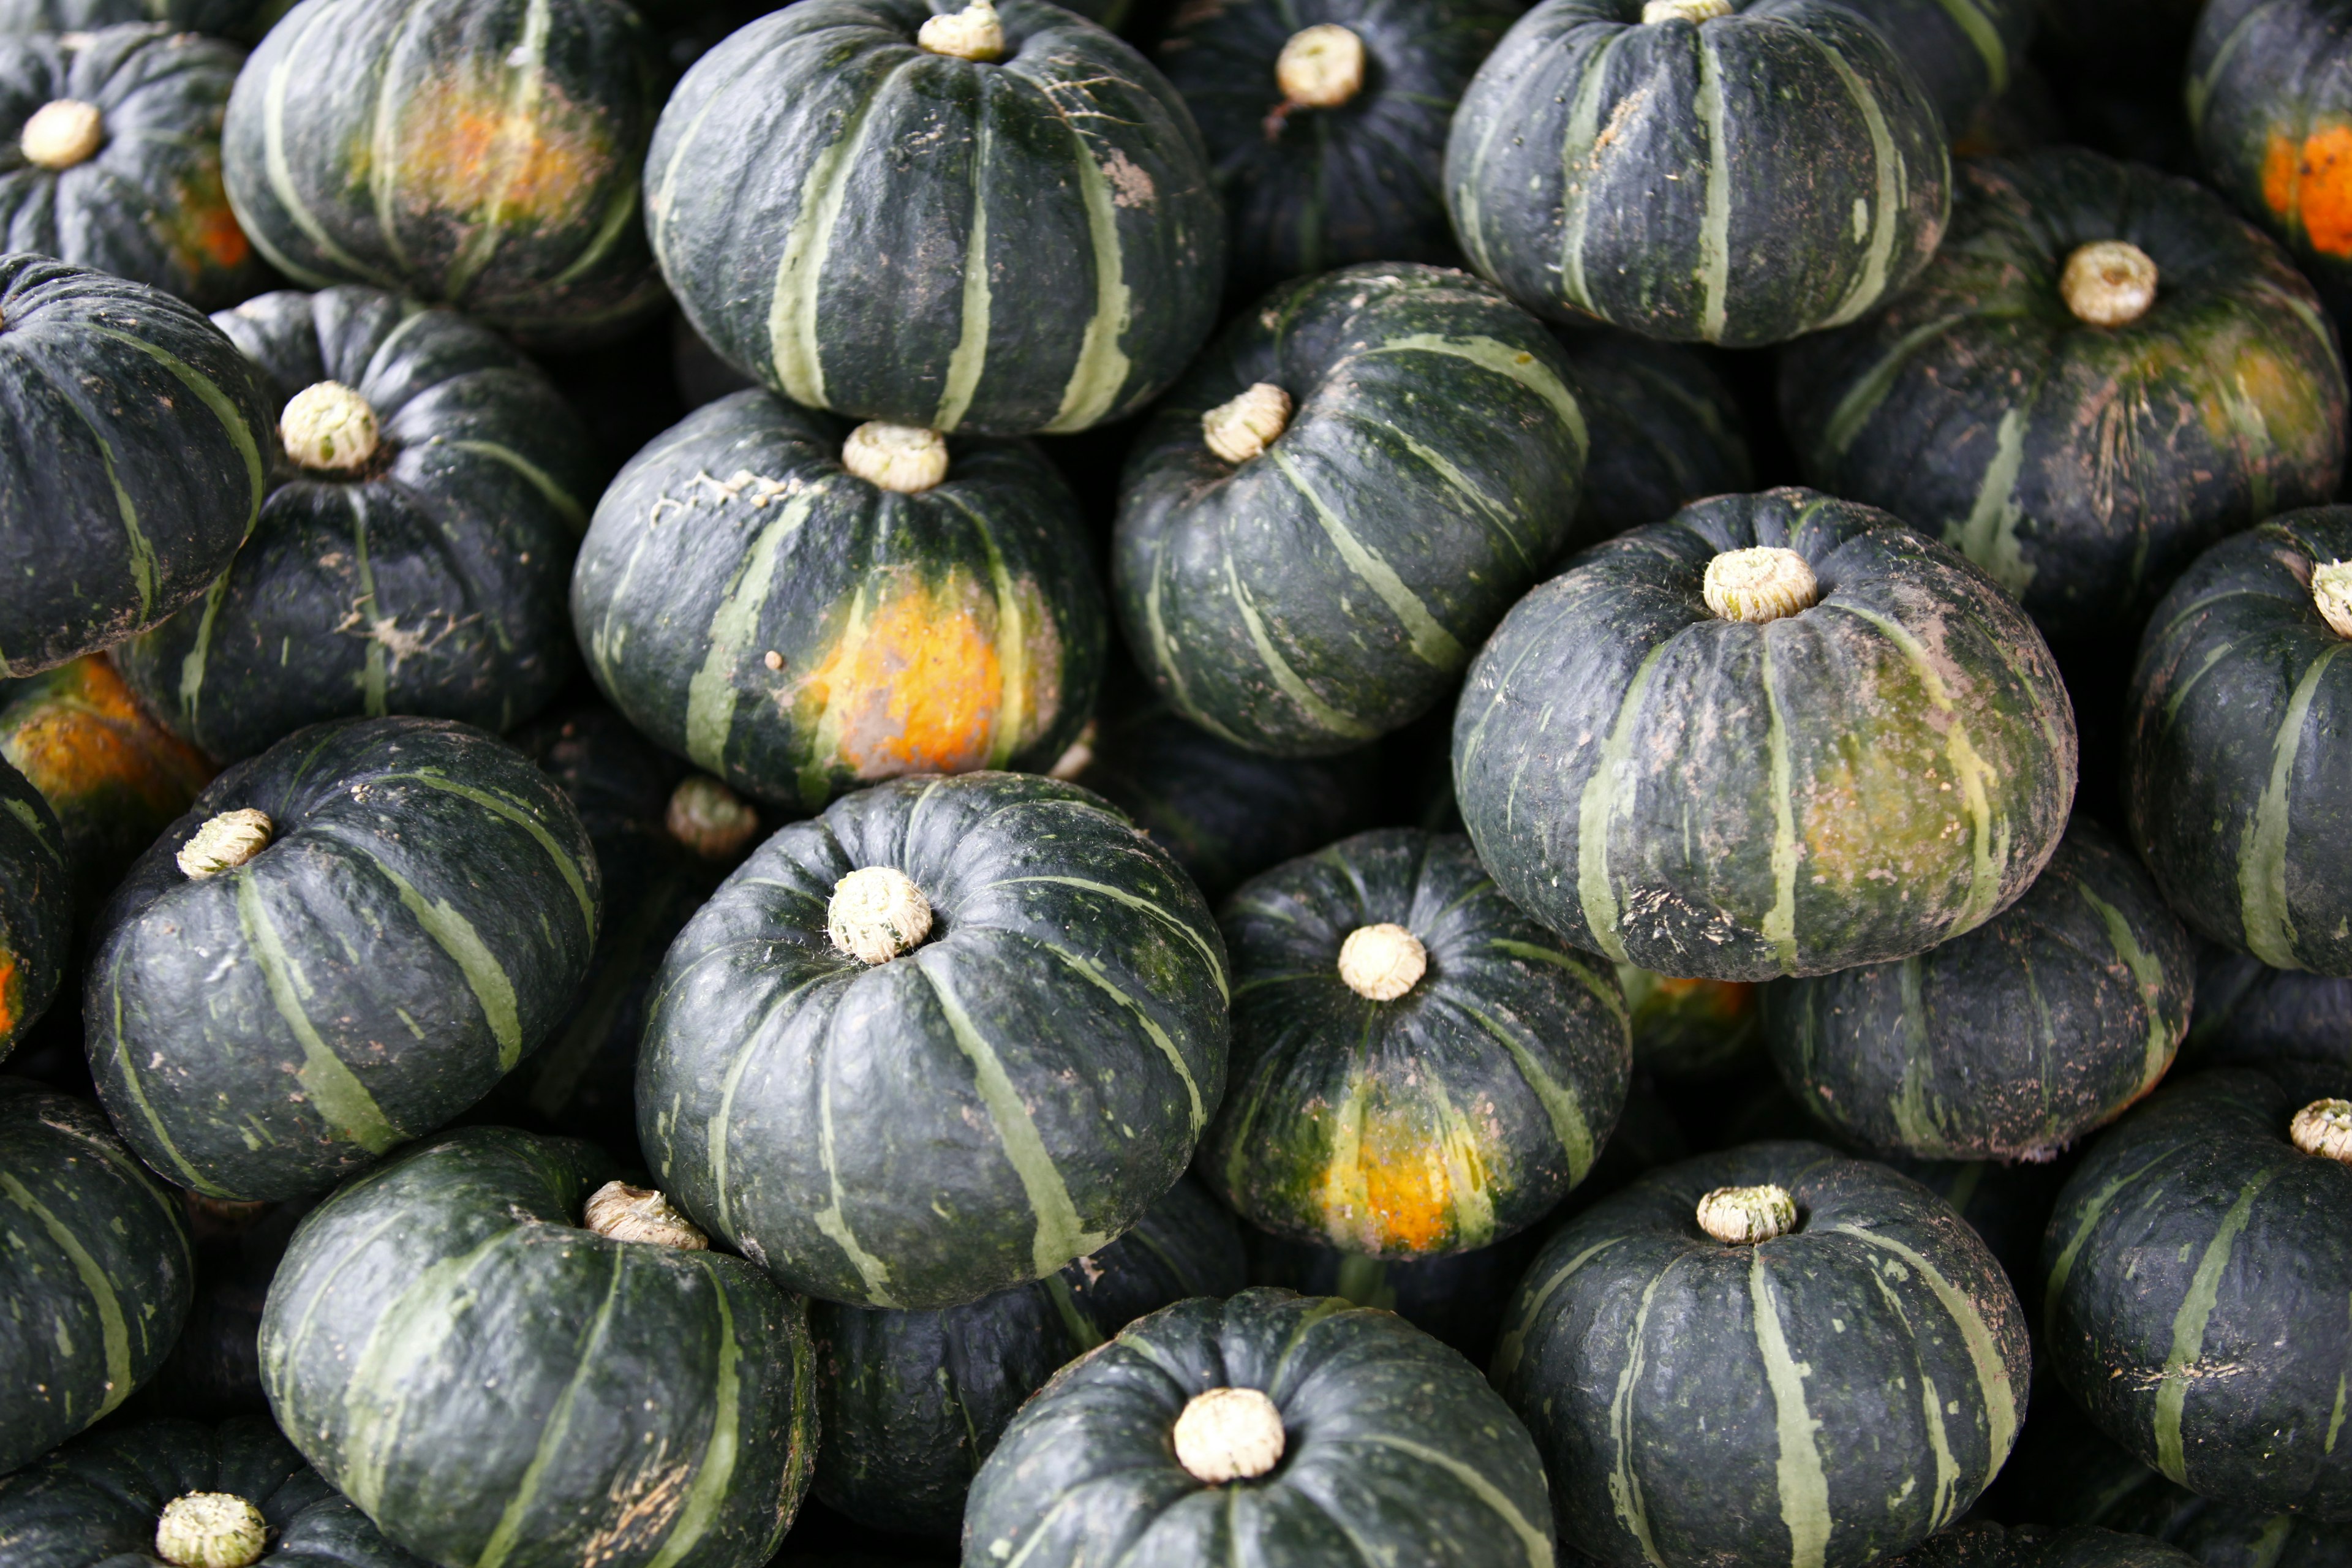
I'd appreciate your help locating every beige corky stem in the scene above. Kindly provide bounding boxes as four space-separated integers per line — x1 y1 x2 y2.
2060 240 2158 326
1203 383 1292 465
1643 0 1733 22
842 421 949 494
1172 1387 1286 1483
667 775 759 862
154 1493 268 1568
176 809 272 880
22 99 103 170
1697 1183 1798 1244
2292 1098 2352 1163
2313 560 2352 639
1276 24 1366 108
829 865 934 964
1338 922 1427 1001
918 0 1005 60
1704 547 1819 623
584 1180 710 1248
279 381 379 473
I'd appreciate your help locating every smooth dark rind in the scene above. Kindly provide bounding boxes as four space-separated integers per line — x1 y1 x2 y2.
1834 0 2035 131
2183 949 2352 1074
645 0 1223 436
85 716 601 1201
1879 1521 2202 1568
258 1127 816 1568
0 755 69 1058
1553 325 1752 552
1453 487 2079 981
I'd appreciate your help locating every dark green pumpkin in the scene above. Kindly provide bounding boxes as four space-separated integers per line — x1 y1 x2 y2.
1621 968 1762 1081
1454 487 2079 982
1552 326 1752 552
1444 0 1950 347
0 0 286 39
2124 508 2352 974
1203 827 1630 1257
220 0 666 344
259 1126 816 1568
574 390 1102 812
0 254 271 677
1780 149 2347 637
812 1177 1243 1540
965 1286 1556 1566
1115 262 1588 756
85 716 601 1201
645 0 1223 436
1240 1224 1547 1367
0 1078 195 1474
1880 1523 2199 1568
1834 0 2035 132
1494 1142 2032 1568
0 755 69 1060
2183 949 2352 1074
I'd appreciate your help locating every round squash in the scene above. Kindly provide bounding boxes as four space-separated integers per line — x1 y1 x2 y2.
2124 508 2352 974
1552 326 1753 552
0 254 271 677
116 287 594 764
1115 262 1588 756
646 0 1223 437
1494 1141 2033 1568
1202 827 1631 1257
1834 0 2036 133
1879 1523 2199 1568
964 1286 1556 1566
0 1078 195 1474
260 1126 816 1568
1780 149 2348 636
1444 0 1950 347
812 1177 1243 1540
221 0 666 344
1454 487 2079 982
639 770 1228 1311
85 715 601 1202
0 754 69 1060
576 391 1102 812
2183 949 2352 1075
1622 968 1762 1081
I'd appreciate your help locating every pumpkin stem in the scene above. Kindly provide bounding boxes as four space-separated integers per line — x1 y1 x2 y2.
21 98 102 168
1172 1386 1286 1483
2292 1098 2352 1163
584 1180 710 1248
1203 382 1292 465
1703 546 1818 624
2313 560 2352 640
918 0 1005 61
667 775 760 862
176 809 273 881
1337 922 1427 1001
155 1492 268 1568
280 381 380 474
1642 0 1733 22
1276 24 1366 110
1696 1182 1797 1243
842 421 950 494
2060 240 2158 326
829 865 935 964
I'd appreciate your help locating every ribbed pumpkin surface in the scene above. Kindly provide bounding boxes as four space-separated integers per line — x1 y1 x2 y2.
0 755 69 1058
1552 326 1752 552
1834 0 2035 131
2184 950 2352 1074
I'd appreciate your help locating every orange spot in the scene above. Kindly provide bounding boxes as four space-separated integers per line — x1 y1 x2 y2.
2261 125 2352 258
392 72 614 234
192 202 250 270
1649 974 1756 1025
0 948 17 1042
2 655 211 818
1356 1121 1460 1253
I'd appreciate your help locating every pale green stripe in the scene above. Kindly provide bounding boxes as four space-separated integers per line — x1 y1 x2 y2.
238 878 402 1154
1367 333 1587 450
61 401 156 621
2240 646 2340 967
443 0 552 300
934 112 992 433
645 1261 743 1568
549 176 644 288
447 440 587 532
1819 314 1967 457
256 2 387 286
1041 942 1204 1132
1041 110 1133 433
1929 0 2008 89
812 1020 900 1306
1386 423 1534 567
1751 1249 1833 1568
95 966 221 1195
2043 1156 2165 1340
0 1172 132 1415
985 874 1226 1000
1577 640 1674 963
175 570 232 730
1814 32 1905 331
684 492 814 775
1948 407 2032 597
474 1251 627 1568
371 771 595 935
1269 448 1463 669
1555 35 1618 311
1694 28 1731 342
1455 997 1594 1181
364 0 433 275
1761 634 1799 968
92 323 267 527
1606 1258 1673 1568
2155 1170 2275 1482
940 490 1027 767
765 81 884 407
1328 1433 1552 1566
368 859 523 1069
1221 547 1378 742
1485 938 1631 1033
1830 1223 2018 1463
2076 884 2176 1093
1890 958 1939 1151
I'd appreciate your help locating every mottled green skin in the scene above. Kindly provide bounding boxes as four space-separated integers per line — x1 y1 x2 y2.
1553 326 1751 553
813 1178 1243 1540
0 254 271 677
118 287 594 764
964 1287 1556 1567
1763 817 2194 1162
639 771 1229 1310
1445 0 1950 347
1454 488 2079 982
85 717 601 1202
1883 1523 2200 1568
1494 1142 2032 1568
221 0 666 344
1835 0 2035 131
1781 150 2347 637
2045 1066 2352 1520
2184 949 2352 1074
1116 263 1588 756
646 0 1223 436
0 756 68 1060
2125 510 2352 974
0 1079 194 1475
0 0 285 38
259 1128 816 1568
1203 828 1629 1258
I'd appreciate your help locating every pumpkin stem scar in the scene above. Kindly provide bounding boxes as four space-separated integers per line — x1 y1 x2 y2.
154 1492 268 1568
827 865 933 963
1697 1182 1797 1243
1275 25 1365 112
176 809 272 880
841 422 949 493
20 98 102 169
2314 560 2352 639
582 1180 710 1248
2061 240 2158 326
1172 1387 1286 1483
1703 547 1819 623
1337 923 1426 1000
1643 0 1731 20
666 776 760 861
281 382 381 473
2293 1099 2352 1162
918 0 1005 61
1203 382 1291 464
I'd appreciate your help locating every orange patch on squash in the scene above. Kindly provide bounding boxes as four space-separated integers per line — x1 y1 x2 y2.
799 572 1008 781
2 657 211 815
2261 124 2352 257
393 72 614 233
1649 974 1756 1024
0 949 18 1043
1355 1125 1459 1253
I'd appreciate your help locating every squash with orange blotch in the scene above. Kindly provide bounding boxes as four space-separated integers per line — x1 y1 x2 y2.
0 755 69 1061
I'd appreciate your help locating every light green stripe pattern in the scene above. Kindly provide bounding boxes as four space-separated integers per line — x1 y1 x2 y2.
2239 646 2339 967
1750 1249 1833 1568
238 877 402 1155
0 1171 132 1417
2154 1170 2275 1483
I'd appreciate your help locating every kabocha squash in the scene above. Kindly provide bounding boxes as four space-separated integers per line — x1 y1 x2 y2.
1444 0 1950 347
1622 968 1762 1080
220 0 666 343
1781 149 2348 636
1835 0 2036 133
0 1079 194 1474
0 755 69 1060
1762 816 2195 1163
1494 1142 2032 1568
813 1178 1244 1540
0 255 271 677
1553 326 1752 551
2184 950 2352 1074
963 1286 1556 1566
646 0 1223 437
259 1127 816 1568
1202 827 1631 1258
85 717 601 1201
1879 1523 2199 1568
639 771 1229 1310
1453 488 2079 982
2124 510 2352 974
574 391 1101 812
1115 263 1588 756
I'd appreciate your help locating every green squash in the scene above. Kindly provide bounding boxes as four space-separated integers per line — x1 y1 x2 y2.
0 254 272 677
645 0 1223 437
1621 968 1762 1081
1202 827 1630 1257
0 1079 195 1474
812 1177 1243 1540
1834 0 2035 132
2183 949 2352 1074
116 287 595 764
0 0 286 38
1114 263 1588 756
85 716 601 1201
1445 0 1950 347
260 1126 816 1568
220 0 666 344
573 390 1102 812
1880 1523 2199 1568
2124 508 2352 974
1240 1225 1547 1367
1453 487 2079 982
0 755 69 1060
964 1286 1556 1566
1494 1141 2032 1568
1780 149 2348 637
1552 326 1752 552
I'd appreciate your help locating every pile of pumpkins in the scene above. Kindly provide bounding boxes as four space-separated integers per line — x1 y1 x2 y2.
0 0 2348 1564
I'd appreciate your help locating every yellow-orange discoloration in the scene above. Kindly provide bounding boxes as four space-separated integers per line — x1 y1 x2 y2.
2263 124 2352 258
1315 1083 1493 1256
391 72 616 234
1651 974 1755 1025
0 948 18 1042
2 656 211 816
1801 722 1965 902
